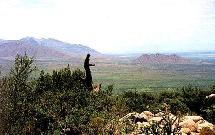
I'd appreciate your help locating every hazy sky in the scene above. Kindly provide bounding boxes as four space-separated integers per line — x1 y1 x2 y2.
0 0 215 54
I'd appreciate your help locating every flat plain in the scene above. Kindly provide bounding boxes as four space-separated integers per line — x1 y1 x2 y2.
1 53 215 93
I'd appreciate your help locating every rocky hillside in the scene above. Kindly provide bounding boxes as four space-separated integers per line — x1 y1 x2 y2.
0 37 100 59
120 111 215 135
135 53 190 64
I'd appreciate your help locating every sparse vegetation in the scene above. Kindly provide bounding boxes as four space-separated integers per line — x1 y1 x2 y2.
141 113 181 135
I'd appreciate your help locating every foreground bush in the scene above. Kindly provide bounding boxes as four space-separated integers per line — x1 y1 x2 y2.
0 54 128 134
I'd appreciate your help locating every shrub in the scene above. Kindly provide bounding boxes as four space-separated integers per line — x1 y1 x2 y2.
169 99 190 115
201 106 215 124
181 85 208 114
158 91 181 103
141 112 181 135
123 91 157 112
2 54 37 134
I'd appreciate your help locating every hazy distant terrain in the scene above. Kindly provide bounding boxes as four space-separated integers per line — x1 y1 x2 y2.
92 55 215 92
1 37 215 92
0 37 100 59
134 53 190 64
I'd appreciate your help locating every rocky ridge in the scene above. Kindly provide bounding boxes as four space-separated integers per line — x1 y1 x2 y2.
135 53 190 64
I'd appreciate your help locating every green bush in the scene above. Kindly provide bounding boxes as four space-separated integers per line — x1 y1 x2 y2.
158 91 181 103
123 91 157 112
201 106 215 124
168 99 190 115
2 54 37 134
181 85 203 113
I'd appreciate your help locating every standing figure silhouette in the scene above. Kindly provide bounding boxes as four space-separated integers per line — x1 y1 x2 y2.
84 54 95 90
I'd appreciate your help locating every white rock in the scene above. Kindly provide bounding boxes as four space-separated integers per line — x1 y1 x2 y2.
143 111 154 119
191 132 200 135
184 116 203 123
180 127 191 134
206 94 215 99
139 112 149 121
179 119 197 132
119 112 139 122
197 121 214 132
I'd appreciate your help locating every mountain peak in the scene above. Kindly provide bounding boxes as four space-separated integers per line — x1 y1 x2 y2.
135 53 190 64
20 37 41 45
20 36 38 41
46 38 62 42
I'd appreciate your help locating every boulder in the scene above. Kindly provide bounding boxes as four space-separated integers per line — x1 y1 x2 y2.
191 132 200 135
197 121 214 133
180 127 191 134
179 119 197 132
196 120 205 125
139 112 148 120
119 112 148 124
206 94 215 99
143 111 154 119
199 127 215 135
120 111 214 135
184 116 203 123
119 112 138 122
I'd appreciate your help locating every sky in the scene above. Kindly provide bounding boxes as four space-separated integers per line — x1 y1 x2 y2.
0 0 214 54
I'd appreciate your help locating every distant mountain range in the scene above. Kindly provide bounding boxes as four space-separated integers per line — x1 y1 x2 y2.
134 53 190 64
0 37 100 59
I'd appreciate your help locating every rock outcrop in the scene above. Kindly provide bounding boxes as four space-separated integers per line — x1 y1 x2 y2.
120 111 215 135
